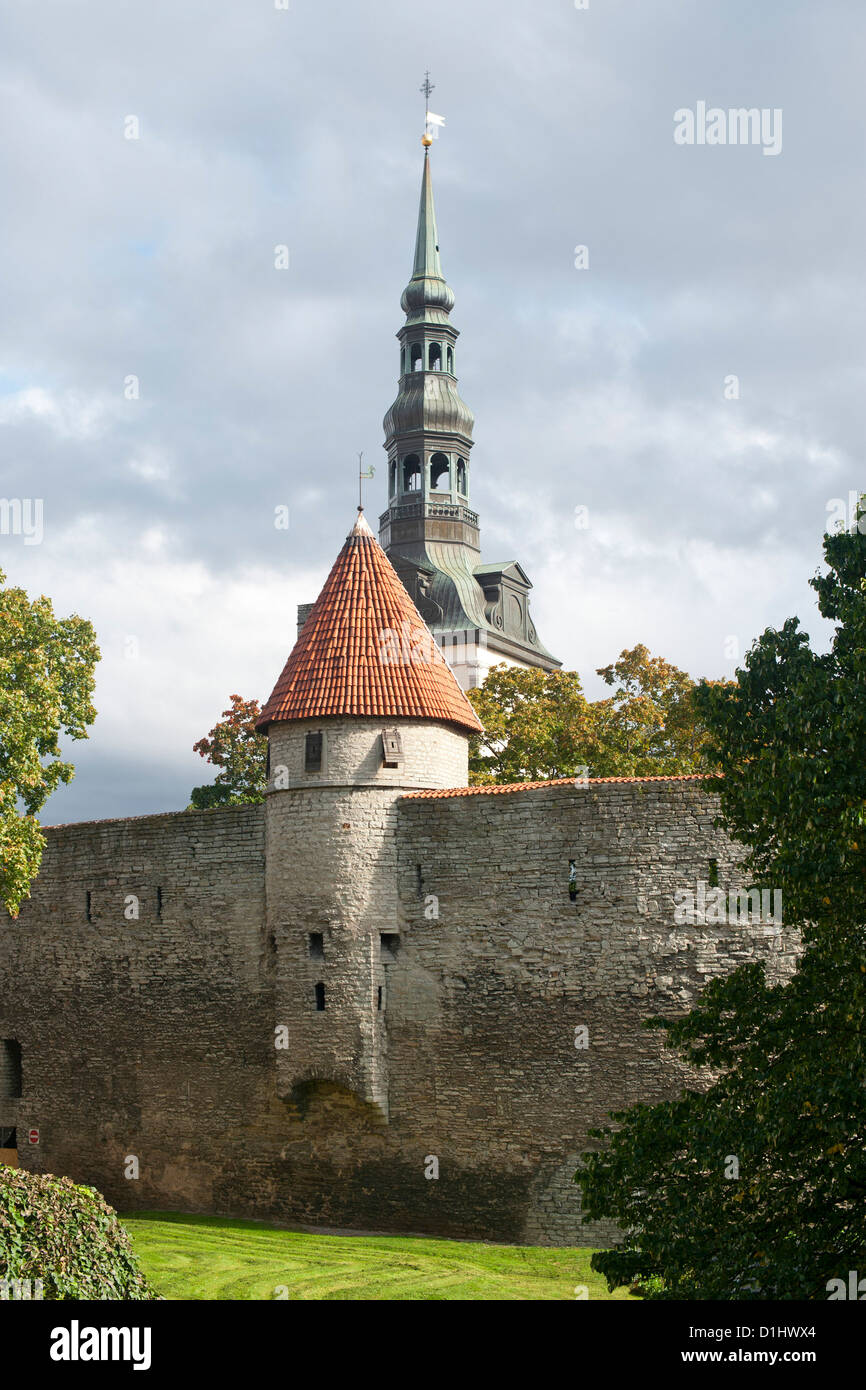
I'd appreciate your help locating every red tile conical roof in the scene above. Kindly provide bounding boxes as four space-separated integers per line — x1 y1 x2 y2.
257 511 483 735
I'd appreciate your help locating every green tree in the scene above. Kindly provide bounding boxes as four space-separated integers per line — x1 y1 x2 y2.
597 643 720 774
466 647 719 785
467 667 601 783
0 569 99 917
576 516 866 1299
189 694 267 808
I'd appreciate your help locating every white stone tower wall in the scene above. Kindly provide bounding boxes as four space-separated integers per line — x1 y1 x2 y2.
265 715 470 1118
267 716 469 791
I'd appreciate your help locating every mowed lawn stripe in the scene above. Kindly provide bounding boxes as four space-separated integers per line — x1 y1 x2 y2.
124 1212 632 1301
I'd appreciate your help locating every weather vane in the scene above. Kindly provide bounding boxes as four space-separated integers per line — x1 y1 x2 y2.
420 71 445 146
358 451 375 511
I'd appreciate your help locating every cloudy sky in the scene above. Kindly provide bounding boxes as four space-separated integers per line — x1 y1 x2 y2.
1 0 863 822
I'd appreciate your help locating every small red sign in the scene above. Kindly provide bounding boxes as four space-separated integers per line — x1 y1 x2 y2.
28 1129 39 1145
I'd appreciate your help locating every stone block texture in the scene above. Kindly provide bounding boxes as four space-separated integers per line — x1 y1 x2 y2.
0 763 798 1245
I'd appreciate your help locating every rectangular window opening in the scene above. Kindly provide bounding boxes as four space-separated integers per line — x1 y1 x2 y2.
708 858 719 888
309 932 324 959
156 887 163 920
377 985 383 1012
380 932 400 957
568 859 577 902
85 890 92 923
305 732 323 773
314 981 326 1012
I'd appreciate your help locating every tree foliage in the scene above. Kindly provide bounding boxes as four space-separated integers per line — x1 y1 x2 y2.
0 1168 157 1300
189 694 267 809
576 517 866 1299
0 569 99 917
466 645 720 784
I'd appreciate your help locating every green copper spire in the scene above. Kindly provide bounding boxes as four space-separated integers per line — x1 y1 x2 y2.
379 128 560 685
413 150 443 279
385 143 472 456
401 150 455 322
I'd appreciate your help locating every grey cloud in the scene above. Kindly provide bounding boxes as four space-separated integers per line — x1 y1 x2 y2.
0 0 858 821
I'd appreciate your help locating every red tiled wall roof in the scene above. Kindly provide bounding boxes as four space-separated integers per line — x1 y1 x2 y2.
402 773 722 799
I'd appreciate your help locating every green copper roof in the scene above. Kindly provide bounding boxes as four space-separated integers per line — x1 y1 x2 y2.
380 138 561 678
401 150 455 318
413 150 442 278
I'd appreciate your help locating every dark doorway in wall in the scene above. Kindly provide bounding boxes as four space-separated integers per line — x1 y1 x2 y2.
0 1040 22 1098
0 1126 18 1168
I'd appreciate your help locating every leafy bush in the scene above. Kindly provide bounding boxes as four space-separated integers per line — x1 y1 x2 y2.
0 1168 158 1299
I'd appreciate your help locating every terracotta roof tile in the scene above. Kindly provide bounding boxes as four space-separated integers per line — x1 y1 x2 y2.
257 512 483 735
402 773 721 799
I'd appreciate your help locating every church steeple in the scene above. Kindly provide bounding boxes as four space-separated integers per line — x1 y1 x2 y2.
380 143 476 550
402 149 453 318
379 126 560 691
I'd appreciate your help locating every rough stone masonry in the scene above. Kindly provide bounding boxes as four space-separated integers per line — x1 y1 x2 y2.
0 519 800 1246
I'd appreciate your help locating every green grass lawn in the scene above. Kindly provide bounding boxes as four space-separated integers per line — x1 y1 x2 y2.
124 1212 633 1301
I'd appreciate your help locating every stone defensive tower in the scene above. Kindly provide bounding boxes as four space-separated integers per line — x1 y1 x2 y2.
256 510 482 1121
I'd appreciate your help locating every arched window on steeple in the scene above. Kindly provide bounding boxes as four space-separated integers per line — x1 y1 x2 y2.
446 345 454 373
389 459 397 497
428 342 442 371
456 458 467 495
430 453 450 493
410 343 423 372
402 454 421 492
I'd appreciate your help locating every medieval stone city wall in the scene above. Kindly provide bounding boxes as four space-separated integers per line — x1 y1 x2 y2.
0 805 272 1215
382 779 799 1243
0 777 800 1246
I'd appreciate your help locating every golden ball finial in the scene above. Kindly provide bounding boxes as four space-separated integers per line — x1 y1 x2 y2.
422 133 433 147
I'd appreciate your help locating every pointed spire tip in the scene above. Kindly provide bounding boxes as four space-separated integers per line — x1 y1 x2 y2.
350 508 375 538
